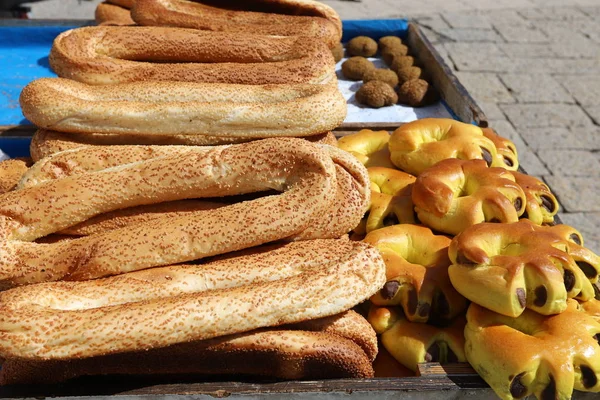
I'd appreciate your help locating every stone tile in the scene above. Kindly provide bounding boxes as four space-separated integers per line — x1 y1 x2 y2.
544 176 600 212
481 9 532 27
487 119 520 143
455 72 514 103
558 75 600 106
448 52 528 73
549 39 600 59
479 102 506 121
493 23 548 43
537 150 600 177
418 26 443 44
569 125 600 150
500 43 557 59
517 127 587 151
584 105 600 125
501 103 593 128
531 58 600 75
518 7 590 20
413 14 452 32
559 212 600 254
444 42 506 57
440 11 492 29
436 28 504 42
499 74 573 103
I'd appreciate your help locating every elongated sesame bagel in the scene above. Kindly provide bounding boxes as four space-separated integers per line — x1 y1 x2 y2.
0 239 385 360
131 0 342 49
482 127 519 171
364 224 467 323
0 158 32 194
0 311 375 384
466 300 600 400
95 2 135 25
449 220 600 318
368 305 466 372
412 158 526 235
512 172 559 225
20 78 346 137
389 119 502 175
0 139 370 288
29 129 337 161
337 129 394 169
0 331 373 385
50 27 335 85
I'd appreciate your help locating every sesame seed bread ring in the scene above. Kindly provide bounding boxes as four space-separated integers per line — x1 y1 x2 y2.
389 118 501 175
107 0 134 8
131 0 342 49
465 300 600 400
364 224 467 323
29 130 337 161
0 239 386 360
364 167 416 233
50 27 335 85
0 139 369 288
20 78 346 137
95 2 134 26
449 220 600 318
412 158 526 235
368 305 466 372
482 127 519 171
0 310 376 384
512 171 559 225
337 129 394 169
0 158 32 194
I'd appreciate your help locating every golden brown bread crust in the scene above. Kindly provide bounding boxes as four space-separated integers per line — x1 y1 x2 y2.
368 305 466 372
364 224 467 323
131 0 342 49
512 171 559 225
0 239 386 360
29 130 337 161
20 78 346 137
389 119 501 175
0 330 374 385
482 127 519 171
0 158 32 194
465 300 600 400
412 158 526 235
337 129 394 169
449 220 600 318
107 0 134 7
50 27 335 85
0 139 369 287
95 2 135 25
0 311 376 384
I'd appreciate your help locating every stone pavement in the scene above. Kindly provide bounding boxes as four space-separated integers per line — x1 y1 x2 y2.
27 0 600 250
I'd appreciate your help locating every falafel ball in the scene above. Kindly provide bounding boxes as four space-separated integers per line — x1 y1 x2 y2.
381 44 409 65
391 55 415 72
397 79 438 107
378 36 403 52
356 81 398 108
363 68 399 88
347 36 378 57
342 56 376 80
332 42 344 62
396 65 426 84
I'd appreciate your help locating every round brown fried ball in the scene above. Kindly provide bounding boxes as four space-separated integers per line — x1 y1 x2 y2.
356 81 398 108
363 68 399 88
342 56 375 80
347 36 378 57
391 55 415 72
396 66 426 84
397 79 438 107
381 44 409 65
378 36 403 52
332 42 344 62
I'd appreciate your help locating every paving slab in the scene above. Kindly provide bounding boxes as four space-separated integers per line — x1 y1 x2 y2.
517 127 588 150
568 125 600 150
440 11 493 29
455 73 514 103
537 150 600 177
499 73 573 103
518 7 590 20
544 176 600 212
435 28 504 43
478 102 507 121
558 75 600 107
498 43 557 59
501 103 593 128
493 23 548 43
